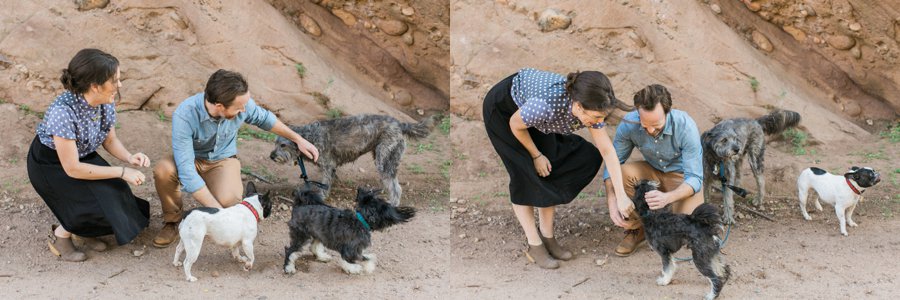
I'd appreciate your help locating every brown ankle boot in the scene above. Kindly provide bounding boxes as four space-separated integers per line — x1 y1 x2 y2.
525 243 559 269
74 236 108 252
152 222 180 248
539 233 573 261
614 228 646 257
48 225 87 262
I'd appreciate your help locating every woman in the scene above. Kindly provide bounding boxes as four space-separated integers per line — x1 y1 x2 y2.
27 48 151 262
483 68 632 269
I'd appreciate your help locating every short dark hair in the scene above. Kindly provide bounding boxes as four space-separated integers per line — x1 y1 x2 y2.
59 48 119 94
565 71 632 113
204 69 248 107
633 84 672 114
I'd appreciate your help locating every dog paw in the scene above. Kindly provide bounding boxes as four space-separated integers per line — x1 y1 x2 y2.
841 231 849 236
187 276 198 282
315 253 333 263
802 215 812 221
722 216 735 225
284 264 297 274
243 262 253 271
704 292 717 300
173 261 183 267
656 276 672 286
342 264 363 275
848 221 858 227
237 256 249 263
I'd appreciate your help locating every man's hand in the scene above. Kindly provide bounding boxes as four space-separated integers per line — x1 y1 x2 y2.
645 190 674 210
295 138 319 162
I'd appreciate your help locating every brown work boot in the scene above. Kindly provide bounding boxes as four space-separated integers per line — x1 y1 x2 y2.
152 222 180 248
73 236 108 252
525 243 559 269
614 228 646 257
48 225 87 262
539 233 573 261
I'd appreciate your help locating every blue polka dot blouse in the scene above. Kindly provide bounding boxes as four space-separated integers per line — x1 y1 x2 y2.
36 91 117 158
510 68 605 134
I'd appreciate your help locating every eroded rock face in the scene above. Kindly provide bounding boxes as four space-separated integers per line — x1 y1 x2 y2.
537 8 571 32
75 0 108 11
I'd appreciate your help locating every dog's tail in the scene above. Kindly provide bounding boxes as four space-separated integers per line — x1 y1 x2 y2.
756 109 801 135
688 203 722 227
400 115 436 140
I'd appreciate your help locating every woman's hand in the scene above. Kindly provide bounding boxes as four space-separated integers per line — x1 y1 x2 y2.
129 152 150 168
533 154 552 177
121 167 146 186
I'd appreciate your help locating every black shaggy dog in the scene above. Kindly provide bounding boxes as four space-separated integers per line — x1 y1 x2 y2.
701 109 801 224
282 186 416 275
633 180 731 300
270 114 434 206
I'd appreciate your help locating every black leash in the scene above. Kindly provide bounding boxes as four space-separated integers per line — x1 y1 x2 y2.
717 162 748 198
297 157 328 190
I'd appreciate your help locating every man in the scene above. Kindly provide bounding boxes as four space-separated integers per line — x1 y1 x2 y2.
152 69 319 248
601 84 704 256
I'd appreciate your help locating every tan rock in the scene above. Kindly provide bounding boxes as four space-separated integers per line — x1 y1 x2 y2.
745 1 761 12
299 14 322 37
850 46 861 59
394 89 413 106
710 4 721 14
842 100 862 116
402 31 414 45
75 0 109 11
849 22 861 31
378 19 408 36
826 34 855 50
537 8 571 32
783 26 807 42
752 31 774 52
331 8 357 27
401 6 415 16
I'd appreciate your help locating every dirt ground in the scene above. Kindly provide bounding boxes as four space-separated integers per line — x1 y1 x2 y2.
0 107 451 298
449 115 900 299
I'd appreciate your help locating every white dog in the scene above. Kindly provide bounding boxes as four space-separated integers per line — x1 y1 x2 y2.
797 166 881 236
172 181 272 281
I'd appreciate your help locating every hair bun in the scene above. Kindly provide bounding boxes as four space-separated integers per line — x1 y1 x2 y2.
59 68 75 91
565 71 581 92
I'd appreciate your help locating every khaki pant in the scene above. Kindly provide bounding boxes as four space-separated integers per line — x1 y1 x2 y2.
153 155 243 223
620 161 704 229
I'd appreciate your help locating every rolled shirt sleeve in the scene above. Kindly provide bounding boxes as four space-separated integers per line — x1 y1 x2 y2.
242 98 277 131
602 121 636 182
678 115 704 193
171 114 205 193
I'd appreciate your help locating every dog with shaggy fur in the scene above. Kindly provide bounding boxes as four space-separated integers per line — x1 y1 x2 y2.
701 109 801 224
283 186 416 275
269 114 434 205
633 180 731 300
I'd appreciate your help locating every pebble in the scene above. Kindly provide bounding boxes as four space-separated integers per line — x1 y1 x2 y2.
826 34 855 50
458 233 467 239
457 199 467 205
377 19 408 36
710 4 721 14
401 6 415 16
537 8 571 32
299 14 322 37
849 23 861 31
595 254 609 266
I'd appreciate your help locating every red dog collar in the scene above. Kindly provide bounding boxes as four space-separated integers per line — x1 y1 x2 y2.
846 178 862 195
240 201 260 222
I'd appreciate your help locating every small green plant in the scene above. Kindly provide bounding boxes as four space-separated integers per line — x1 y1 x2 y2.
415 143 434 154
238 125 277 141
157 110 167 122
494 192 510 197
782 128 808 155
326 108 343 119
749 77 760 93
880 123 900 143
477 171 487 178
577 192 590 199
440 159 451 179
439 114 451 135
407 164 425 174
8 158 18 164
0 98 6 104
294 63 307 78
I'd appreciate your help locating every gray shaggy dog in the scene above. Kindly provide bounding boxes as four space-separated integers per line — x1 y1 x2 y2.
701 110 800 224
269 114 434 206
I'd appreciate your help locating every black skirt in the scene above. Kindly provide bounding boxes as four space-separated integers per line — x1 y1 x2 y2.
483 74 603 207
26 136 149 245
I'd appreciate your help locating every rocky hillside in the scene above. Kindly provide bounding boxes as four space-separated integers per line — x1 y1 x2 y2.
0 0 448 124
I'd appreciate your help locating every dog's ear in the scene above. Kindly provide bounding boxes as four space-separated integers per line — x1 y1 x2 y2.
261 191 273 218
244 181 257 197
849 166 860 172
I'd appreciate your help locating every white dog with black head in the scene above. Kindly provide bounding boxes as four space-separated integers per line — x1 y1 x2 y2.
797 166 881 236
172 181 272 281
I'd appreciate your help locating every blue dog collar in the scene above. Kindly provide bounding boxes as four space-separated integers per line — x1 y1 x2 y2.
356 211 371 231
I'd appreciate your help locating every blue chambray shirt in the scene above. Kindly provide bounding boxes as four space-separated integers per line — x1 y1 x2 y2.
602 109 704 193
172 92 277 193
